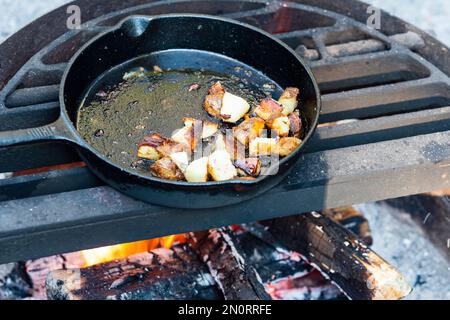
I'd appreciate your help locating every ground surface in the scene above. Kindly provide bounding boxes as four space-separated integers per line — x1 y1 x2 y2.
0 0 449 45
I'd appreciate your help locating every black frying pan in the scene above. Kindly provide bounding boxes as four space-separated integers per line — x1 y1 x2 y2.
0 15 321 209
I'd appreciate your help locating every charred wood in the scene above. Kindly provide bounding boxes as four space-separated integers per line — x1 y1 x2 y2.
266 212 412 300
0 262 32 299
323 206 373 246
189 228 271 300
46 246 221 300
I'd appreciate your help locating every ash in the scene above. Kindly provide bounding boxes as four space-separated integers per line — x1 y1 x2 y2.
356 202 450 300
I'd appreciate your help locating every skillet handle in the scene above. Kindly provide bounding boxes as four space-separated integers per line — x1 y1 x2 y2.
0 117 77 147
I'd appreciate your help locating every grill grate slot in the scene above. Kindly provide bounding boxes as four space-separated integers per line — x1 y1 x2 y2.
313 53 432 94
320 81 450 122
236 7 336 33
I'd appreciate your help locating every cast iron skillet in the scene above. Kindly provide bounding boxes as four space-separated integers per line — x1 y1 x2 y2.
0 14 321 209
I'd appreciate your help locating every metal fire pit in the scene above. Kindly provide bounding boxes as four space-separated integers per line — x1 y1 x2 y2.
0 0 449 263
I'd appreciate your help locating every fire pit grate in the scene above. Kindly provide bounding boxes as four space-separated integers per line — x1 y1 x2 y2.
0 0 450 263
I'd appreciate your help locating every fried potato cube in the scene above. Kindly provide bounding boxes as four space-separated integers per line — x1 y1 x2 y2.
150 157 185 181
249 138 277 156
288 111 302 138
201 121 219 139
220 92 251 123
208 150 237 181
137 132 168 160
214 134 227 152
254 98 284 122
279 87 299 116
137 145 161 161
183 117 219 139
232 117 265 146
169 151 190 173
234 158 262 177
269 116 290 137
215 134 246 160
204 82 225 118
275 137 302 157
185 157 209 182
171 124 200 152
156 140 188 158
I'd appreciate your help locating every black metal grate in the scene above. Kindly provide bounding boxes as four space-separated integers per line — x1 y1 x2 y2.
0 0 450 263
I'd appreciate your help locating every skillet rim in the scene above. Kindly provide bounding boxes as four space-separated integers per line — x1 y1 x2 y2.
59 13 322 187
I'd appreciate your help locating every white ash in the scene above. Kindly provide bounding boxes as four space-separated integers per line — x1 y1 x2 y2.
356 202 450 300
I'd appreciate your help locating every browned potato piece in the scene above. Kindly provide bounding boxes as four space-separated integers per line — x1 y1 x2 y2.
137 145 161 161
234 158 261 177
204 82 225 118
172 122 202 152
279 87 299 116
289 111 302 138
185 157 209 182
232 117 265 146
208 150 237 181
138 132 169 160
150 157 185 180
214 133 244 160
268 116 290 137
249 138 277 156
183 117 219 139
275 137 302 157
254 98 283 122
156 140 188 157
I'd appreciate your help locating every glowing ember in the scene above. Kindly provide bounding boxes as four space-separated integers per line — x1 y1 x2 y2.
81 234 186 267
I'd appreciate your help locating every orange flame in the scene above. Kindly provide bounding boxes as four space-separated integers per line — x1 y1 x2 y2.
81 234 186 267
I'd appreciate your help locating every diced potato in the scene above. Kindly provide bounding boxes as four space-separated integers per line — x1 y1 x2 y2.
249 138 277 156
201 121 219 139
215 133 245 160
220 92 250 123
185 157 209 182
171 124 198 151
183 117 219 139
150 157 185 181
234 158 261 177
289 111 302 138
214 134 227 151
208 150 237 181
233 117 265 146
137 145 161 161
137 132 168 160
275 137 302 157
169 152 190 173
156 140 188 157
254 98 283 122
269 116 290 137
204 82 225 118
279 87 299 116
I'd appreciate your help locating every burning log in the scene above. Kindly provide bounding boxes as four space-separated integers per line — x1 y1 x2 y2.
265 212 412 300
236 224 345 300
189 228 272 300
323 206 373 246
46 246 221 300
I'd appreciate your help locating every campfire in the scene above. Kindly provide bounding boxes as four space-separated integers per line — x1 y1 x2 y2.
81 235 187 268
1 0 450 302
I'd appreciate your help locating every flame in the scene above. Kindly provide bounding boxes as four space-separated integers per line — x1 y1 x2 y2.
81 234 186 267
